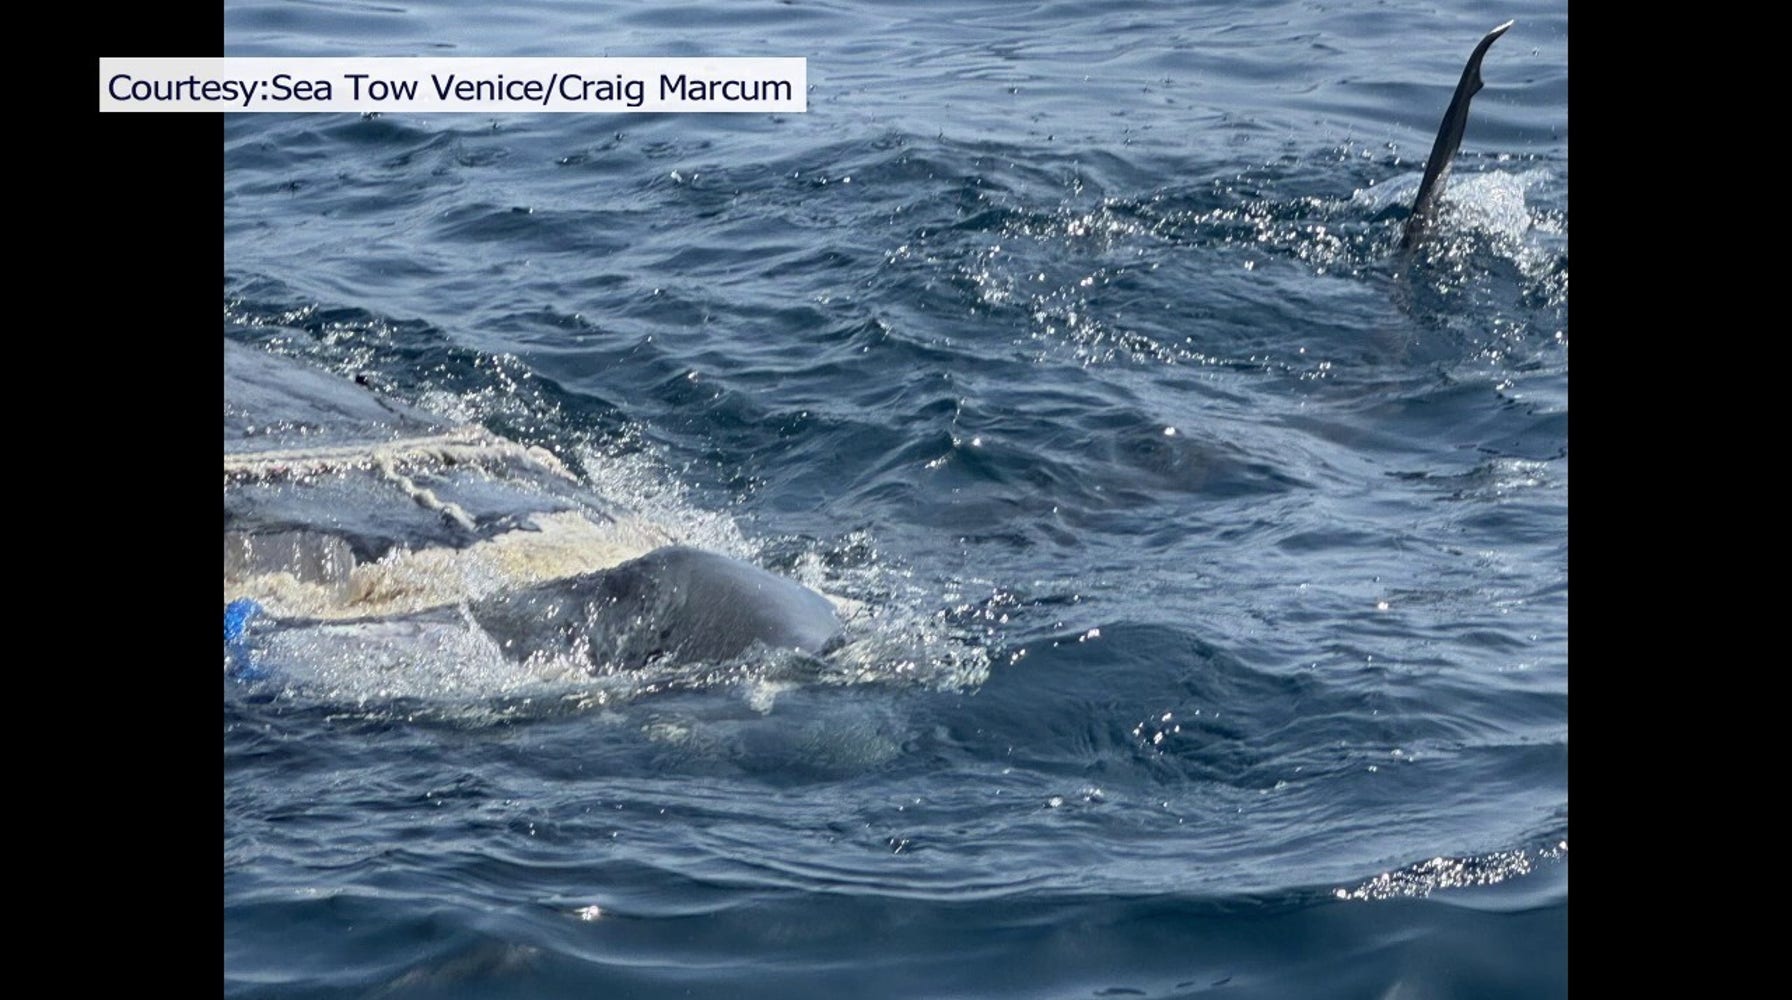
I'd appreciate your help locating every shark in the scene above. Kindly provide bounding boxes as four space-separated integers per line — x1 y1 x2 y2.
1402 20 1516 252
223 338 843 676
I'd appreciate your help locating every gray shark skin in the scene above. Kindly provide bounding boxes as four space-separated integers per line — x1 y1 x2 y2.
223 338 843 671
224 339 598 571
1401 20 1514 252
471 545 845 671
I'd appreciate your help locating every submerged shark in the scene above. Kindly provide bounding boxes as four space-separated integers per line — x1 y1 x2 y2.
1402 20 1515 251
222 24 1513 679
223 338 843 676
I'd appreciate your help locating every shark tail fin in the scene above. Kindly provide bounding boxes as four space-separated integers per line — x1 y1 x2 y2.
1401 20 1514 252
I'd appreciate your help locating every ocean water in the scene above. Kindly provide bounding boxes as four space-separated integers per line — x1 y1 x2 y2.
222 1 1568 996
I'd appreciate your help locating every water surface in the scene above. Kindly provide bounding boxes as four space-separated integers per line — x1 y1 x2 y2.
223 2 1568 996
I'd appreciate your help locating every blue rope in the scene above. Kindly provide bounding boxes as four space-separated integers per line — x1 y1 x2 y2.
224 598 269 680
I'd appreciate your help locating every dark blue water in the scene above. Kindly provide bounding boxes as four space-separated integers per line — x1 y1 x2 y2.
223 1 1568 996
